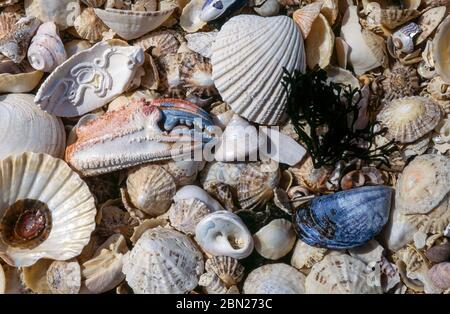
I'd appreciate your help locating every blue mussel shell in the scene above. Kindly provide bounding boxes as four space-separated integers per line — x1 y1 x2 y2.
294 186 392 249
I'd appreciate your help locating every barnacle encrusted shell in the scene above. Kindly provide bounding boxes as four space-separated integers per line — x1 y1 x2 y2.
74 7 109 43
204 256 244 287
211 14 306 125
0 153 96 267
253 219 296 260
305 254 382 294
46 259 81 294
291 240 327 269
293 2 322 39
381 63 420 102
305 13 334 69
0 93 66 160
243 263 306 294
24 0 81 30
395 154 450 215
378 96 442 143
168 198 211 235
433 15 450 84
122 227 204 294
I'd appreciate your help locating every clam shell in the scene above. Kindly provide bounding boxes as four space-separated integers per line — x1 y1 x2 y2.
35 40 144 117
0 93 65 160
24 0 81 30
305 13 334 69
168 198 211 235
243 263 306 294
292 2 322 39
204 256 244 286
428 262 450 290
46 259 81 294
365 2 420 29
21 259 53 293
395 154 450 215
294 186 392 249
433 15 450 84
180 0 207 33
415 6 447 45
122 227 204 294
0 69 43 93
94 4 176 40
211 14 306 125
0 153 96 267
291 240 327 269
185 31 217 59
306 254 382 293
74 7 109 43
253 219 296 260
378 96 442 143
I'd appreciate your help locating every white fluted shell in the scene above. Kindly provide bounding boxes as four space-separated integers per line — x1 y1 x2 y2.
211 15 306 125
122 227 204 294
243 263 306 294
0 153 96 267
0 93 66 160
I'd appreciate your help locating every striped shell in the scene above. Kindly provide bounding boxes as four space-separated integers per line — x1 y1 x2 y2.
211 14 306 125
381 62 420 103
0 12 19 39
74 7 109 43
433 15 450 84
134 30 182 57
365 2 420 29
168 198 211 235
205 256 244 286
292 2 322 39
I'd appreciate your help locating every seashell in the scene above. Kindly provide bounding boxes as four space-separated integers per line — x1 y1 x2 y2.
0 153 96 267
0 16 41 63
305 254 382 293
46 259 81 294
64 40 92 58
27 22 67 73
1 264 25 293
305 13 334 69
0 0 19 8
292 2 322 39
289 156 332 193
157 53 184 97
253 219 296 260
163 160 206 187
195 211 254 259
200 0 247 22
0 65 43 93
425 242 450 263
204 256 244 286
0 12 19 39
365 2 420 29
180 0 207 33
198 271 229 294
415 6 447 45
185 31 217 59
361 29 388 68
395 154 450 215
74 8 109 44
348 239 384 264
428 76 450 102
432 116 450 153
82 0 106 7
122 227 204 294
294 186 392 249
433 16 450 84
21 259 53 293
180 52 217 97
378 96 442 143
134 30 182 57
129 218 168 244
95 201 137 241
94 3 176 40
0 264 4 293
174 185 225 212
131 0 159 11
237 161 280 210
291 240 327 269
125 164 176 217
24 0 81 30
340 170 366 190
168 198 212 235
317 0 338 25
254 0 280 16
82 234 128 294
243 263 306 294
381 62 420 103
35 40 144 117
335 37 350 68
211 14 306 125
428 262 450 290
387 22 420 56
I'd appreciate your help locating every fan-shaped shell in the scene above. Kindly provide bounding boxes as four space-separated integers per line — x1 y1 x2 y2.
415 6 447 45
46 259 81 294
185 31 217 59
0 153 96 267
294 186 392 249
254 219 296 260
378 96 442 143
134 30 182 57
211 14 306 125
168 198 211 235
180 52 217 97
305 13 334 69
74 7 109 43
433 15 450 84
395 154 450 215
122 227 204 294
24 0 81 30
292 2 322 39
305 254 382 293
243 263 306 294
205 256 244 286
0 94 66 160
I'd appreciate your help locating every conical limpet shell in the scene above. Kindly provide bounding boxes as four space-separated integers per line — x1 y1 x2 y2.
253 219 296 260
74 7 109 43
168 198 211 235
204 256 244 287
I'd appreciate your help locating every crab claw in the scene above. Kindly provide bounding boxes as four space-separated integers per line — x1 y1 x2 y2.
65 98 216 176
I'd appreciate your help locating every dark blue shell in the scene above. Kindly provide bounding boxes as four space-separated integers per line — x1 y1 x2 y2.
294 186 392 249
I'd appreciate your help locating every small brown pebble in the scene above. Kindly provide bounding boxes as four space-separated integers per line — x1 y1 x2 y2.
425 242 450 263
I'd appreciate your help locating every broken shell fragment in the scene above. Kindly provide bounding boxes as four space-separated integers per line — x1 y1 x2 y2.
415 6 447 45
291 240 327 269
305 14 334 69
292 2 322 39
46 259 81 294
253 219 296 260
428 262 450 290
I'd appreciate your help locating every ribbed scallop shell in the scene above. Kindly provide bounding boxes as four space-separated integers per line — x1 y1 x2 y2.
395 154 450 215
134 30 182 57
0 93 66 160
243 263 306 294
122 227 204 294
293 2 322 39
180 52 217 97
211 14 306 125
433 16 450 84
74 8 109 43
0 152 96 267
378 96 442 143
305 13 334 69
185 31 217 59
205 256 244 286
305 254 382 293
168 198 211 235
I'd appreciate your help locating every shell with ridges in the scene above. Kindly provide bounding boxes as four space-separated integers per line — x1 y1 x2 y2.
433 15 450 84
46 259 81 294
415 6 447 45
81 0 106 7
134 30 182 57
24 0 81 30
204 256 244 287
168 198 212 235
0 12 19 39
292 2 322 39
253 219 296 260
289 156 332 193
181 52 217 97
291 240 327 269
305 13 334 69
365 2 420 29
185 31 217 59
74 7 109 43
381 62 420 103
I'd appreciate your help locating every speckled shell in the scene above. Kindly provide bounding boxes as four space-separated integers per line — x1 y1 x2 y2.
204 256 244 286
0 153 96 267
46 259 81 294
305 14 334 69
293 2 322 38
294 186 392 249
415 6 447 45
0 12 19 39
168 198 211 235
433 15 450 84
305 254 382 293
74 8 109 43
428 262 450 290
289 156 332 193
395 154 450 215
27 22 67 73
253 219 296 260
185 31 217 59
24 0 81 30
211 14 306 125
381 63 420 102
180 52 217 97
243 263 306 294
365 2 420 29
291 240 327 269
134 30 182 57
122 227 204 294
0 93 66 160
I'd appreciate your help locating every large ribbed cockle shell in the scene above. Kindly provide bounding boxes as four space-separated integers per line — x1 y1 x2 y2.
66 98 215 176
294 186 392 249
211 14 306 125
122 227 204 294
0 152 96 267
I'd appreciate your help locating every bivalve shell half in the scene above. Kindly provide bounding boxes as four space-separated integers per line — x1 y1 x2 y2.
291 240 327 269
205 256 244 287
168 198 211 235
74 7 109 43
253 219 296 260
433 15 450 84
292 2 322 39
24 0 81 30
211 14 306 125
415 6 447 45
305 14 334 69
428 262 450 290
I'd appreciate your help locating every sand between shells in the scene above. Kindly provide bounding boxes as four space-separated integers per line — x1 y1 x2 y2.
0 0 449 294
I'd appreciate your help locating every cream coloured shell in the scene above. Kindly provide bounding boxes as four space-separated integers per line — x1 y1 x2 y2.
168 198 212 235
0 12 19 39
365 2 420 29
433 15 450 84
0 263 4 294
243 263 306 294
291 240 327 269
27 22 67 73
289 156 332 193
0 0 19 8
21 259 53 293
198 271 232 294
253 219 296 260
0 153 96 267
0 93 66 160
179 0 207 33
185 31 217 59
211 14 306 125
205 256 244 287
305 14 334 69
81 0 106 7
134 30 182 57
292 2 322 39
46 259 82 294
24 0 81 30
415 6 447 45
181 52 217 97
74 7 109 43
122 227 204 294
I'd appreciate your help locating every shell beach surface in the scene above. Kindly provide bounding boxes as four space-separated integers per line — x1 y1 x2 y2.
0 0 449 295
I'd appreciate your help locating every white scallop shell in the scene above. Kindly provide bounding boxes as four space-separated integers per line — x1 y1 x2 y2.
24 0 81 30
122 227 204 294
0 93 66 160
195 211 254 260
253 219 296 260
433 15 450 84
211 14 306 125
0 153 96 267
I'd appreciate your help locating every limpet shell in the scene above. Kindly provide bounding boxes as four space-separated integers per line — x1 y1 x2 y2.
46 259 81 294
253 219 296 260
74 7 109 43
168 198 212 235
291 240 327 269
